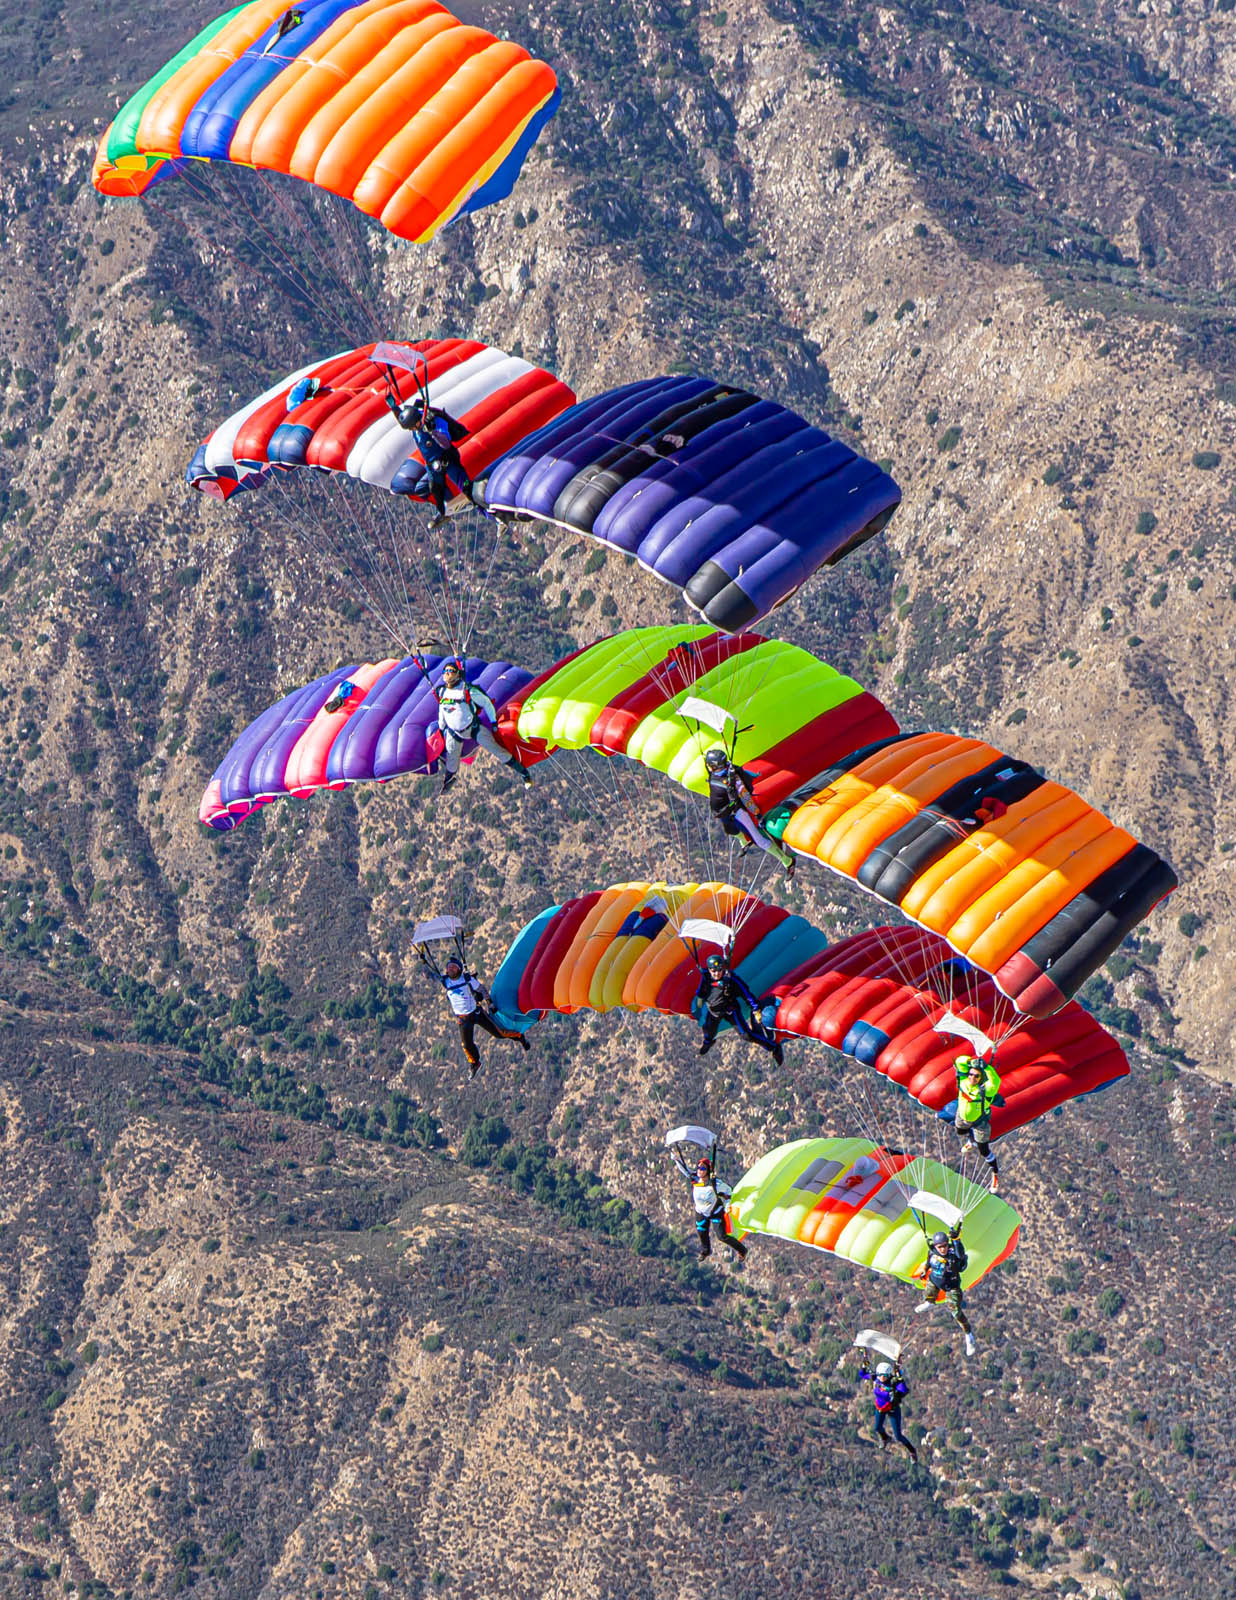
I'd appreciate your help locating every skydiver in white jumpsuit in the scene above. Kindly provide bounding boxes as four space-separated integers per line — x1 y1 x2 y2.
436 659 532 793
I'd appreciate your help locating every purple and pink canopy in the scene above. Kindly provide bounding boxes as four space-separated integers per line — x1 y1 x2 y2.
200 652 535 829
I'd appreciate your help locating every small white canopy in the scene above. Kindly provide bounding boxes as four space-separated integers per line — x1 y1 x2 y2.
678 696 736 736
932 1011 995 1057
664 1124 717 1151
677 918 735 950
411 915 465 944
371 341 428 377
853 1329 902 1362
905 1189 964 1231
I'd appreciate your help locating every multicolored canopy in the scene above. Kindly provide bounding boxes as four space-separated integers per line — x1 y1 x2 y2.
726 1138 1020 1286
92 0 560 242
199 651 535 828
187 339 575 504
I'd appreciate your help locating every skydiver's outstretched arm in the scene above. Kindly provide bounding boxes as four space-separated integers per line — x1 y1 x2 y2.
670 1149 694 1183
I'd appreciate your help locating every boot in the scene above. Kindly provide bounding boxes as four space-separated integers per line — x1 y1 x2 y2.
699 1037 714 1056
441 770 458 792
771 1041 785 1066
902 1440 918 1463
989 1169 1000 1194
964 1332 977 1358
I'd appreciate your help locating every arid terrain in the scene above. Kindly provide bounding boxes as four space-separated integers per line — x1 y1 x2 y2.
0 0 1233 1595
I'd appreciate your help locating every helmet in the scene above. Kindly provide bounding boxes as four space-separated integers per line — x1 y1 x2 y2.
444 957 463 976
705 953 725 975
875 1361 894 1379
442 660 463 681
704 747 729 770
931 1230 949 1248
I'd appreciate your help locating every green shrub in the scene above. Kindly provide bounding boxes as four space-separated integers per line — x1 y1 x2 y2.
937 426 962 452
1135 511 1157 536
1192 450 1220 469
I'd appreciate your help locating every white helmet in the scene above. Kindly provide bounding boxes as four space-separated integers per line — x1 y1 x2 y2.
875 1361 894 1379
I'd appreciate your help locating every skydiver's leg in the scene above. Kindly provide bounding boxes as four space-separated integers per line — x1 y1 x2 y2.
718 1223 747 1257
473 724 532 783
473 1008 531 1052
887 1408 917 1460
731 1006 783 1063
970 1116 998 1181
698 1011 722 1055
735 808 794 871
441 728 464 789
943 1287 972 1335
696 1216 711 1258
458 1016 480 1070
425 469 448 526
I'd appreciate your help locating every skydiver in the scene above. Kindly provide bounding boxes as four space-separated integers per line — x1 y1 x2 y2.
668 1140 746 1261
434 659 532 792
857 1358 917 1462
694 951 784 1065
422 952 529 1077
913 1226 976 1356
953 1054 1002 1192
387 391 473 531
703 747 794 875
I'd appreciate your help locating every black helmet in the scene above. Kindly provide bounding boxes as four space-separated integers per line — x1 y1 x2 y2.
442 660 463 681
704 747 729 770
444 957 463 976
705 953 725 974
931 1230 949 1248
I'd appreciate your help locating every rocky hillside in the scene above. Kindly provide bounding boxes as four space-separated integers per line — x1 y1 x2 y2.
0 0 1233 1594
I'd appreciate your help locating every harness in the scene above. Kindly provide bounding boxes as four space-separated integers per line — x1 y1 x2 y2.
708 764 755 818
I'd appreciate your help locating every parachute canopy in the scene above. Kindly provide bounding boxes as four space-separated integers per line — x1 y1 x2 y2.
664 1125 717 1153
488 881 1126 1138
92 0 561 242
726 1138 1020 1288
765 731 1177 1017
187 339 575 504
764 923 1128 1139
494 625 899 805
199 651 534 828
477 376 902 630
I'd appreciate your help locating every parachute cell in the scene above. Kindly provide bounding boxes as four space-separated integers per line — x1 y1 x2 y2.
92 0 561 242
477 376 902 630
726 1138 1020 1288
